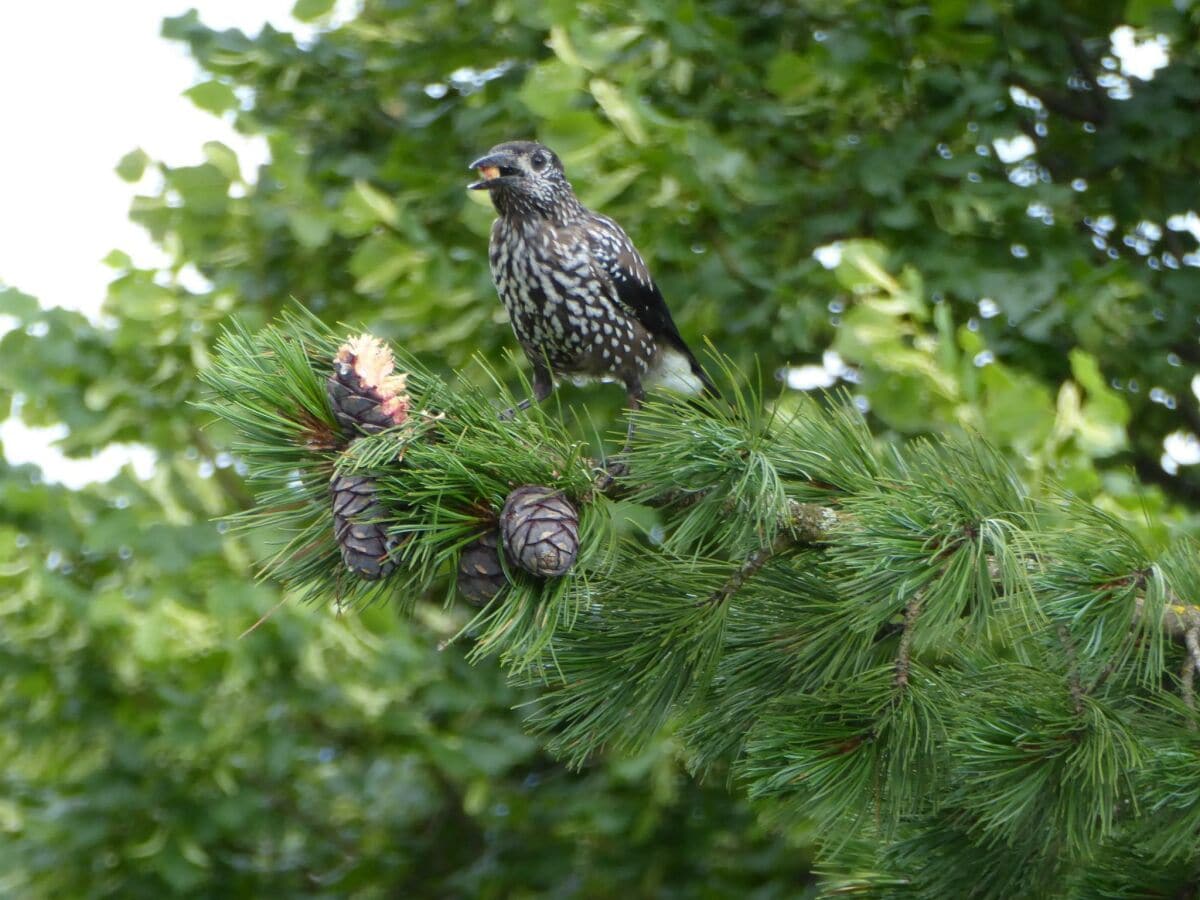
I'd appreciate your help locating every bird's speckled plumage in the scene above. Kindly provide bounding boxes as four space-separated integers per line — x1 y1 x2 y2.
468 140 714 413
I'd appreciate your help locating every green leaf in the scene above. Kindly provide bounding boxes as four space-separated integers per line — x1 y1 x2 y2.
980 363 1055 452
578 166 643 209
292 0 336 21
106 277 178 321
588 79 647 145
766 52 817 100
160 9 201 41
348 233 425 292
286 209 333 249
202 141 241 182
546 24 586 69
183 80 237 114
351 180 398 227
835 240 897 294
102 249 132 269
1070 349 1130 427
166 163 230 215
519 59 584 118
116 148 150 182
1052 350 1130 458
1123 0 1173 26
0 287 40 320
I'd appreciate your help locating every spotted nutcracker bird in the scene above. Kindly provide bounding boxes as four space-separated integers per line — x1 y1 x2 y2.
468 140 716 449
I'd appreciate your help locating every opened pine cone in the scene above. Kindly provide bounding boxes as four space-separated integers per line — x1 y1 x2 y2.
500 485 579 578
327 335 410 436
331 471 397 580
457 529 507 606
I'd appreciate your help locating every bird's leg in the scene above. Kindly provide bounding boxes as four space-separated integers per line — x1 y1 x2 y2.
621 388 643 456
601 384 645 481
499 363 554 421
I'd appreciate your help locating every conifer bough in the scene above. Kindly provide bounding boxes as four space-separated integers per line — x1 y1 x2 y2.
201 310 1200 898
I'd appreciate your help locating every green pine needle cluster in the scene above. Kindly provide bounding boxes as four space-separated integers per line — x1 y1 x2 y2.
202 312 1200 897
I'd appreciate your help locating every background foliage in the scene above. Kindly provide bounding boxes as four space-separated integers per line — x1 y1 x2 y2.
2 0 1199 895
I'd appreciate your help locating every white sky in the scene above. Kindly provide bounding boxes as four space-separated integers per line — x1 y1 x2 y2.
0 1 322 486
0 2 311 318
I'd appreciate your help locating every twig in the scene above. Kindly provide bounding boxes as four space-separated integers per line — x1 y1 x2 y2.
1181 643 1196 723
785 498 839 544
1076 586 1200 697
600 470 839 546
1057 623 1086 716
1138 593 1200 639
707 533 792 606
239 595 290 639
598 466 839 612
1186 627 1200 679
894 597 922 690
1088 656 1120 697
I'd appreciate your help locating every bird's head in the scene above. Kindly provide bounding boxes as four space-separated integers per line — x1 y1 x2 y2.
468 141 575 218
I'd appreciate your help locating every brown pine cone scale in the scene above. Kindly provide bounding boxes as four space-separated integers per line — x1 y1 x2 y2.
500 485 579 578
331 472 397 580
457 529 507 606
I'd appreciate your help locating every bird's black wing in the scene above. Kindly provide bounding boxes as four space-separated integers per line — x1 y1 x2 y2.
582 212 716 392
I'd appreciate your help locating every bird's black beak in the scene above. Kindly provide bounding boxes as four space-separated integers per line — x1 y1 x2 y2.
468 152 521 190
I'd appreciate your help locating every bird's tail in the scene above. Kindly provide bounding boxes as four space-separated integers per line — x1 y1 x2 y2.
647 345 719 399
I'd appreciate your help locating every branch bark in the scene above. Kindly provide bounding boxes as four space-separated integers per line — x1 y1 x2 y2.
894 597 922 690
707 535 789 606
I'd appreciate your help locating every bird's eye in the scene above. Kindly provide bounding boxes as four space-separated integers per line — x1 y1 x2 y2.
530 151 547 170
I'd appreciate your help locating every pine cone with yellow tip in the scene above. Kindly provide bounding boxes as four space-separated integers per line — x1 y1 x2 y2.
327 334 411 437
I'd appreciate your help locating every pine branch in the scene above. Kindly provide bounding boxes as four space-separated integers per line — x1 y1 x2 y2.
201 312 1200 887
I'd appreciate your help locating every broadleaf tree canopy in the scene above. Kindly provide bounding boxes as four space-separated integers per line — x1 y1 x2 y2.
2 0 1199 895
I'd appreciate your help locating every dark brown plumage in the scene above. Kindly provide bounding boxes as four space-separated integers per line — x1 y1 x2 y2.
468 140 715 443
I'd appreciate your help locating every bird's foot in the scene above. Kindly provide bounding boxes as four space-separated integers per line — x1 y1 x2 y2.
498 396 535 422
607 452 631 477
593 455 630 491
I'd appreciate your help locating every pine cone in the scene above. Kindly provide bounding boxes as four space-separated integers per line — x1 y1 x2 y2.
327 335 410 436
331 471 397 580
457 529 507 606
500 485 579 578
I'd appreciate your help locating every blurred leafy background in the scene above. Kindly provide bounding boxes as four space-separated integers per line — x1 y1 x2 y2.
2 0 1199 895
